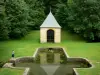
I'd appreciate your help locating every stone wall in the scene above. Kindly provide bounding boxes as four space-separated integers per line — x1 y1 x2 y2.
67 58 92 68
54 28 61 43
40 28 61 43
9 56 34 65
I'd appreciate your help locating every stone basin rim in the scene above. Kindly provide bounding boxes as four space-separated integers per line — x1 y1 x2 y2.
6 47 93 75
33 47 93 75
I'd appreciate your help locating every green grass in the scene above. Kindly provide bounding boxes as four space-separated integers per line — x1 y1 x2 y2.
0 30 100 75
0 68 23 75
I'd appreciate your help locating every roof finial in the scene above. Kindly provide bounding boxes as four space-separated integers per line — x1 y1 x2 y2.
50 6 51 13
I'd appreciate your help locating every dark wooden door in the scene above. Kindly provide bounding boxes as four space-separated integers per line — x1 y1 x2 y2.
47 29 54 42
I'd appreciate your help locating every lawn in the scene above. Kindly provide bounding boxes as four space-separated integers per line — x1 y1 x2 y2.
0 68 23 75
0 30 100 75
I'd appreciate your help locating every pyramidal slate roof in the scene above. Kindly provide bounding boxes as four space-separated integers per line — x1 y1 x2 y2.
40 11 61 28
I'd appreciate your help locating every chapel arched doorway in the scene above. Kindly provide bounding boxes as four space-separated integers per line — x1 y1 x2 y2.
47 29 54 42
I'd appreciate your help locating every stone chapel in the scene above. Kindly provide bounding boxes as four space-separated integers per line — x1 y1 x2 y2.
40 11 61 43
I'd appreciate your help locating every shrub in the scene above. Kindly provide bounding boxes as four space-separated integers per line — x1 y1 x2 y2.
0 61 5 68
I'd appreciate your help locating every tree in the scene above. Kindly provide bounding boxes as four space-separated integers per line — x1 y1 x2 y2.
0 0 10 40
0 0 45 40
55 3 69 29
56 0 100 42
5 0 29 39
24 0 45 30
69 0 100 41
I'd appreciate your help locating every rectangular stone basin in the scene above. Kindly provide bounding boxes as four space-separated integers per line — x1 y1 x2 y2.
15 47 92 75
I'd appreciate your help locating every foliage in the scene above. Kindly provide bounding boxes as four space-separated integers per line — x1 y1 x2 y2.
56 0 100 42
0 18 10 40
0 61 5 68
0 1 10 40
24 0 45 30
55 4 69 29
0 0 45 40
5 0 29 39
38 0 68 15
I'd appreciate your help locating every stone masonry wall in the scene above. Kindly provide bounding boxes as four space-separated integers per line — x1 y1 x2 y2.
40 28 61 43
